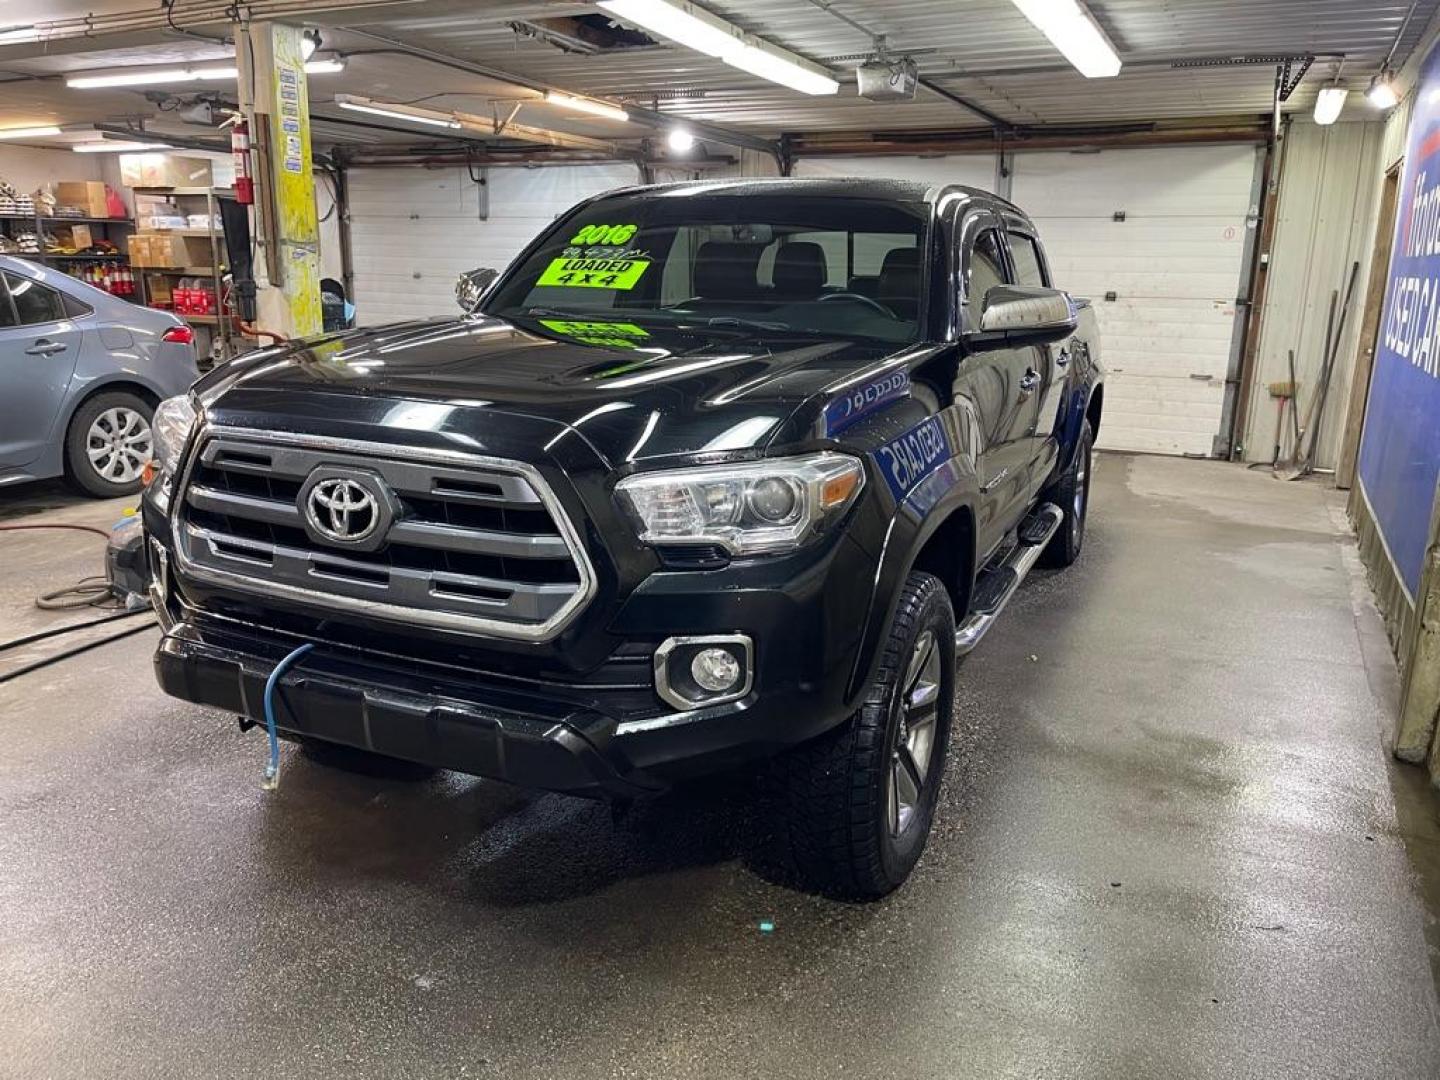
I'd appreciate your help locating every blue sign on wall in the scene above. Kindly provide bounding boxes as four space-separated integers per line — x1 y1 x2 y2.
1358 40 1440 599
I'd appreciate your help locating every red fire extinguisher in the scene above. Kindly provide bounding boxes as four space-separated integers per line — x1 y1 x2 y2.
232 118 253 205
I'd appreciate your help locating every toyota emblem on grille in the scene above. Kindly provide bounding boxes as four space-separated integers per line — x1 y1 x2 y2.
306 477 381 543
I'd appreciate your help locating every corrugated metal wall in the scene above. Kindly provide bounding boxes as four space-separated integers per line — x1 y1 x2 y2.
347 162 641 326
1246 121 1386 469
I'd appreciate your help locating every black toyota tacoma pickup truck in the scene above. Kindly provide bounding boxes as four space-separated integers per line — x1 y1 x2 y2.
142 178 1102 898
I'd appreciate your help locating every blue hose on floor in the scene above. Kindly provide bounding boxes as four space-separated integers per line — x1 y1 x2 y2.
261 642 314 791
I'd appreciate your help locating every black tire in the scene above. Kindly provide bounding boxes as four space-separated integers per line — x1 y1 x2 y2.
1040 418 1093 568
63 391 156 498
297 738 440 781
770 571 955 899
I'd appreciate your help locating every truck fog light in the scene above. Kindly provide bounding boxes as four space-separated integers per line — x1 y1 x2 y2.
653 634 754 712
691 647 741 692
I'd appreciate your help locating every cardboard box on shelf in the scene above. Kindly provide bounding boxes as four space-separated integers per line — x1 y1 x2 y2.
51 224 93 250
130 233 214 267
118 154 214 189
55 181 110 218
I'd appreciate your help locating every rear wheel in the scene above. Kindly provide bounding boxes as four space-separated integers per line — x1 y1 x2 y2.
1041 418 1093 568
64 391 155 498
771 571 955 899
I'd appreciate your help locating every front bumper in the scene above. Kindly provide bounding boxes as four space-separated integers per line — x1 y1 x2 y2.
152 600 861 796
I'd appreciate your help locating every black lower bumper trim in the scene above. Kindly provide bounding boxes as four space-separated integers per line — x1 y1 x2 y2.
153 630 662 798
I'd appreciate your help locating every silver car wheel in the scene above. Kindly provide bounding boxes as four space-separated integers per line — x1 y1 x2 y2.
888 629 942 838
86 406 153 484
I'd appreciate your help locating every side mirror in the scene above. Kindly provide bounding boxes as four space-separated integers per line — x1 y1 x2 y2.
970 285 1077 347
456 268 498 314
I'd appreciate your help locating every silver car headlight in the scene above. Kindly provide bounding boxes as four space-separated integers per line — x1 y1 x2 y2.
152 395 197 477
615 452 865 556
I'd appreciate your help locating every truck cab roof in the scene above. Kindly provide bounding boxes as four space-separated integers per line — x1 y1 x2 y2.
596 177 1035 231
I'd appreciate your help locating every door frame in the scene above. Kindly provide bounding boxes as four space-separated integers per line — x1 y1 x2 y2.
1335 162 1403 490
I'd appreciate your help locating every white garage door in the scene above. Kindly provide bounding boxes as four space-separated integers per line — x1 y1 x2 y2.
1012 145 1258 456
348 163 640 326
795 154 997 192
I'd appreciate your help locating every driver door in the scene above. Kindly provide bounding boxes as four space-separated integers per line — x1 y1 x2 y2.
950 214 1040 554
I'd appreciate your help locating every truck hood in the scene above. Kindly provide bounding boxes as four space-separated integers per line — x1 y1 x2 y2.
196 314 909 467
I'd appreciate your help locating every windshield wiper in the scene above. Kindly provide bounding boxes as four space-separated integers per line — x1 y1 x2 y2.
517 306 598 321
706 316 792 332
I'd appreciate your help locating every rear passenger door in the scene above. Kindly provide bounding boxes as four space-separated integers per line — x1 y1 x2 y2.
1005 228 1064 484
0 270 83 470
951 212 1037 553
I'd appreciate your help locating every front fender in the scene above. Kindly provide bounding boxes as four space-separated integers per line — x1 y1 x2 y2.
844 401 982 703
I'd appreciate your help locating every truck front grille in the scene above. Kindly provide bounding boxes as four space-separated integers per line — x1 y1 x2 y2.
170 427 596 640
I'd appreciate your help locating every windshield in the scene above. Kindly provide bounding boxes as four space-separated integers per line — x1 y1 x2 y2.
485 193 931 345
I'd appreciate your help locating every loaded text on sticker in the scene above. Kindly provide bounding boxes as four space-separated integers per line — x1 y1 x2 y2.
536 257 650 290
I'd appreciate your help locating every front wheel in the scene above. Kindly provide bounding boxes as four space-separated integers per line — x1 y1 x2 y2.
770 571 955 899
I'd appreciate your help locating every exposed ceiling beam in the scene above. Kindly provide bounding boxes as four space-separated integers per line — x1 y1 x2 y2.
335 27 780 156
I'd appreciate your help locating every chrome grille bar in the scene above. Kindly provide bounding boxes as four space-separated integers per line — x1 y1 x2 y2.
170 426 597 641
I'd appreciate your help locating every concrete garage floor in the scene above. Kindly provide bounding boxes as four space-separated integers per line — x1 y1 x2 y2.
2 455 1440 1079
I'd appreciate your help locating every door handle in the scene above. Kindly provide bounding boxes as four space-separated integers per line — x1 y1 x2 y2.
1019 368 1040 394
25 339 67 357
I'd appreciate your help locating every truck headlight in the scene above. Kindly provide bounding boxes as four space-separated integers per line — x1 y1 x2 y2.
152 395 197 477
615 452 865 556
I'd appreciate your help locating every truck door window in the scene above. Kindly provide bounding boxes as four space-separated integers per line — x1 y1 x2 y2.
1008 234 1049 288
4 272 64 326
966 230 1010 328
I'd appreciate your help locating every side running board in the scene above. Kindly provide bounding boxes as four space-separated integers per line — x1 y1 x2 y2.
954 502 1063 657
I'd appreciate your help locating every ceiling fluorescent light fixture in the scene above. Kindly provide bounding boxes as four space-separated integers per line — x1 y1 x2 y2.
0 125 62 140
73 140 173 153
1313 82 1348 125
597 0 838 95
335 95 462 129
725 39 838 95
1366 70 1400 110
67 58 345 89
545 91 629 122
597 0 739 58
1009 0 1122 78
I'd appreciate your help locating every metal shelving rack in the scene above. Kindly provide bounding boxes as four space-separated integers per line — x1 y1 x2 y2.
131 186 235 362
0 212 145 303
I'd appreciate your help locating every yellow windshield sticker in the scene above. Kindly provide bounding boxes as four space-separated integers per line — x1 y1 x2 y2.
570 223 638 245
536 257 650 290
537 319 650 348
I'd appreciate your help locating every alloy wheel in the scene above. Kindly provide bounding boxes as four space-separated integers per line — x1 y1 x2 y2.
87 407 153 484
888 629 942 838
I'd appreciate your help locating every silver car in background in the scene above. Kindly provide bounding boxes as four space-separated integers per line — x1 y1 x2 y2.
0 255 200 498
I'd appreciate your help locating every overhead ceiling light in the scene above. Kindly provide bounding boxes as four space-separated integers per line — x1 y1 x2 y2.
598 0 739 58
598 0 838 95
67 58 345 89
1314 82 1349 125
1009 0 1122 78
1366 70 1400 110
725 40 839 95
335 94 462 129
544 91 630 122
0 125 62 140
73 140 173 153
68 64 235 89
302 29 322 61
667 126 696 153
